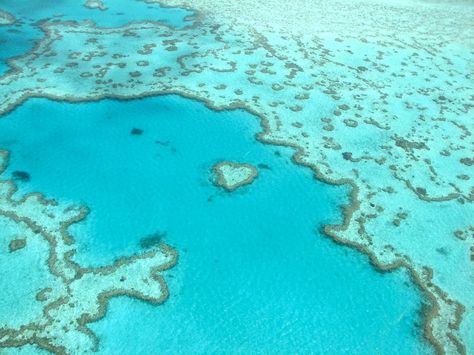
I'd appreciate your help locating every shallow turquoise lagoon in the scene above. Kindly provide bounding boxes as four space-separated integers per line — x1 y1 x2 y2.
0 96 433 354
0 0 192 74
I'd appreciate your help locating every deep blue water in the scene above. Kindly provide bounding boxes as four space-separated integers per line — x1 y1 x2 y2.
0 96 432 354
0 0 192 74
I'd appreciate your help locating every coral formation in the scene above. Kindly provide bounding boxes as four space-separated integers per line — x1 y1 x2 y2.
0 10 15 25
0 150 177 354
0 0 472 352
213 161 258 191
83 0 107 11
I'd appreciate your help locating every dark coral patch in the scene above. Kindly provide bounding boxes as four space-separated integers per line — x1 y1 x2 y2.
131 128 144 135
140 232 167 249
9 238 27 252
12 171 30 182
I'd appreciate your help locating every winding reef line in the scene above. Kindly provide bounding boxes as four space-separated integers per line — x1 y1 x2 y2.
0 1 472 352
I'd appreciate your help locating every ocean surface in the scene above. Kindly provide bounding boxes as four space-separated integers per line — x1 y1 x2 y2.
0 95 433 354
0 0 192 75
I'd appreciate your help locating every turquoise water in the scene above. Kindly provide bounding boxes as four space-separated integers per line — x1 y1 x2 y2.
0 96 433 353
0 0 192 74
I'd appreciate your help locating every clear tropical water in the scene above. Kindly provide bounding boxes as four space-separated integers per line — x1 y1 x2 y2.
0 95 433 354
0 0 192 74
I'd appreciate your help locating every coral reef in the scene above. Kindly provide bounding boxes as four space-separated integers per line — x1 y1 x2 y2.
0 151 177 354
213 161 258 191
83 0 107 11
0 0 472 352
0 10 15 25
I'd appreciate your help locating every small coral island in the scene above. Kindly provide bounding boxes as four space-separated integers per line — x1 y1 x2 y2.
0 10 16 25
84 0 107 11
213 161 258 192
